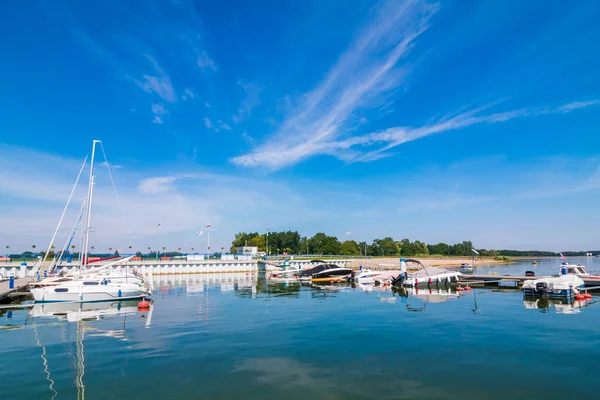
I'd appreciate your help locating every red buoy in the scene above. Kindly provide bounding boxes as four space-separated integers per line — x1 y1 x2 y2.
456 287 464 292
465 286 472 291
574 294 585 301
138 300 150 310
583 293 593 299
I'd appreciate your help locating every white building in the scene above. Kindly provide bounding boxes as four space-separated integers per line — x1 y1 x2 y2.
236 246 258 256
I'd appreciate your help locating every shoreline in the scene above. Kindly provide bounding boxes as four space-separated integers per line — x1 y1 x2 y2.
346 256 514 270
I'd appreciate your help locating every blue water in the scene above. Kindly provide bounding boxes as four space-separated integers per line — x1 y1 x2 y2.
1 258 599 399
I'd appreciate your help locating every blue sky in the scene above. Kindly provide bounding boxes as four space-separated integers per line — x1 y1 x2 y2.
1 0 599 253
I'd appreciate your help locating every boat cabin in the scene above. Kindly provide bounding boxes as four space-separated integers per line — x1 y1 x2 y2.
560 263 590 276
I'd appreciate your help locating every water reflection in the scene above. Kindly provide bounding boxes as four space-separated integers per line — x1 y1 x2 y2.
522 296 592 314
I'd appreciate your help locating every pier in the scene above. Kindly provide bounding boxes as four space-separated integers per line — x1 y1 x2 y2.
0 277 33 303
459 274 600 289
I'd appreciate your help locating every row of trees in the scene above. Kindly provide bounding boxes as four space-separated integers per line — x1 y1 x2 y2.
230 232 481 257
230 232 599 257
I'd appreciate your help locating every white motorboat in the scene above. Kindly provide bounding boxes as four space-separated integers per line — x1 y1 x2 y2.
30 140 152 303
460 263 474 273
522 274 584 298
391 259 460 287
559 262 600 285
350 268 381 283
267 259 301 281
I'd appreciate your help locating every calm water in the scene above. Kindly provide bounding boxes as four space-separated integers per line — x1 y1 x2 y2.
1 258 600 399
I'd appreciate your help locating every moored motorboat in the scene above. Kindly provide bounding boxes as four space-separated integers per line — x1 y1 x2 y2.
349 268 381 283
460 263 474 273
391 259 461 287
559 263 600 285
267 259 301 281
522 274 584 298
298 263 352 282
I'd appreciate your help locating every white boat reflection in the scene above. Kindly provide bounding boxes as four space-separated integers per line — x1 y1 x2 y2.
523 296 590 314
29 300 145 322
404 287 461 303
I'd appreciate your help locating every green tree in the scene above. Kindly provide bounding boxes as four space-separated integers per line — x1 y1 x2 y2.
299 236 309 254
340 240 360 256
308 233 340 255
357 241 368 256
249 235 266 251
373 237 399 256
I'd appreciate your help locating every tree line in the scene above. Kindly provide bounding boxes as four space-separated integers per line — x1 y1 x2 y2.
231 232 582 257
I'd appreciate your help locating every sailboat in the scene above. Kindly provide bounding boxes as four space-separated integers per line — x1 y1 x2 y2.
30 140 152 303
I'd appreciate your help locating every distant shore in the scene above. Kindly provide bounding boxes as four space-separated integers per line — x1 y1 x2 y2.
346 256 514 270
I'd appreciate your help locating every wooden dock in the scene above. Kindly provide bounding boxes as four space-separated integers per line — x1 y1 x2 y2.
0 277 33 303
459 274 600 289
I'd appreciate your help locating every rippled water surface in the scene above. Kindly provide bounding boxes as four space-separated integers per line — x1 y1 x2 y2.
1 258 599 399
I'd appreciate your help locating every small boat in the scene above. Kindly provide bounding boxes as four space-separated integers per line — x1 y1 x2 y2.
349 268 381 283
460 263 474 273
267 259 301 281
532 260 538 265
522 274 584 298
298 263 352 282
391 259 461 287
559 262 600 283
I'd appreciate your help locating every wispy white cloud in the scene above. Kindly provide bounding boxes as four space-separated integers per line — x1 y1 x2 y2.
150 102 168 124
182 87 197 100
347 100 600 163
555 100 600 113
217 120 232 131
204 102 211 108
204 118 232 133
232 0 439 168
196 50 218 72
134 54 177 103
138 176 178 194
232 81 262 124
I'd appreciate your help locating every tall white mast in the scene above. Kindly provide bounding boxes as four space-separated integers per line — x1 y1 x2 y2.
82 140 100 267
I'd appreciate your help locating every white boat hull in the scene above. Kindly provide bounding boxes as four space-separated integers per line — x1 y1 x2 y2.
31 282 152 303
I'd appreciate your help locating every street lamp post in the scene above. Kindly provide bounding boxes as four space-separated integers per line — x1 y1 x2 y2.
266 228 271 257
156 223 161 261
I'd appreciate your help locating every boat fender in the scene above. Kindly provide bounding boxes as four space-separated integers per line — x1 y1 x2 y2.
138 300 150 311
415 278 419 287
465 286 472 291
428 278 433 285
118 289 122 297
583 293 593 299
456 287 464 292
574 294 586 301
